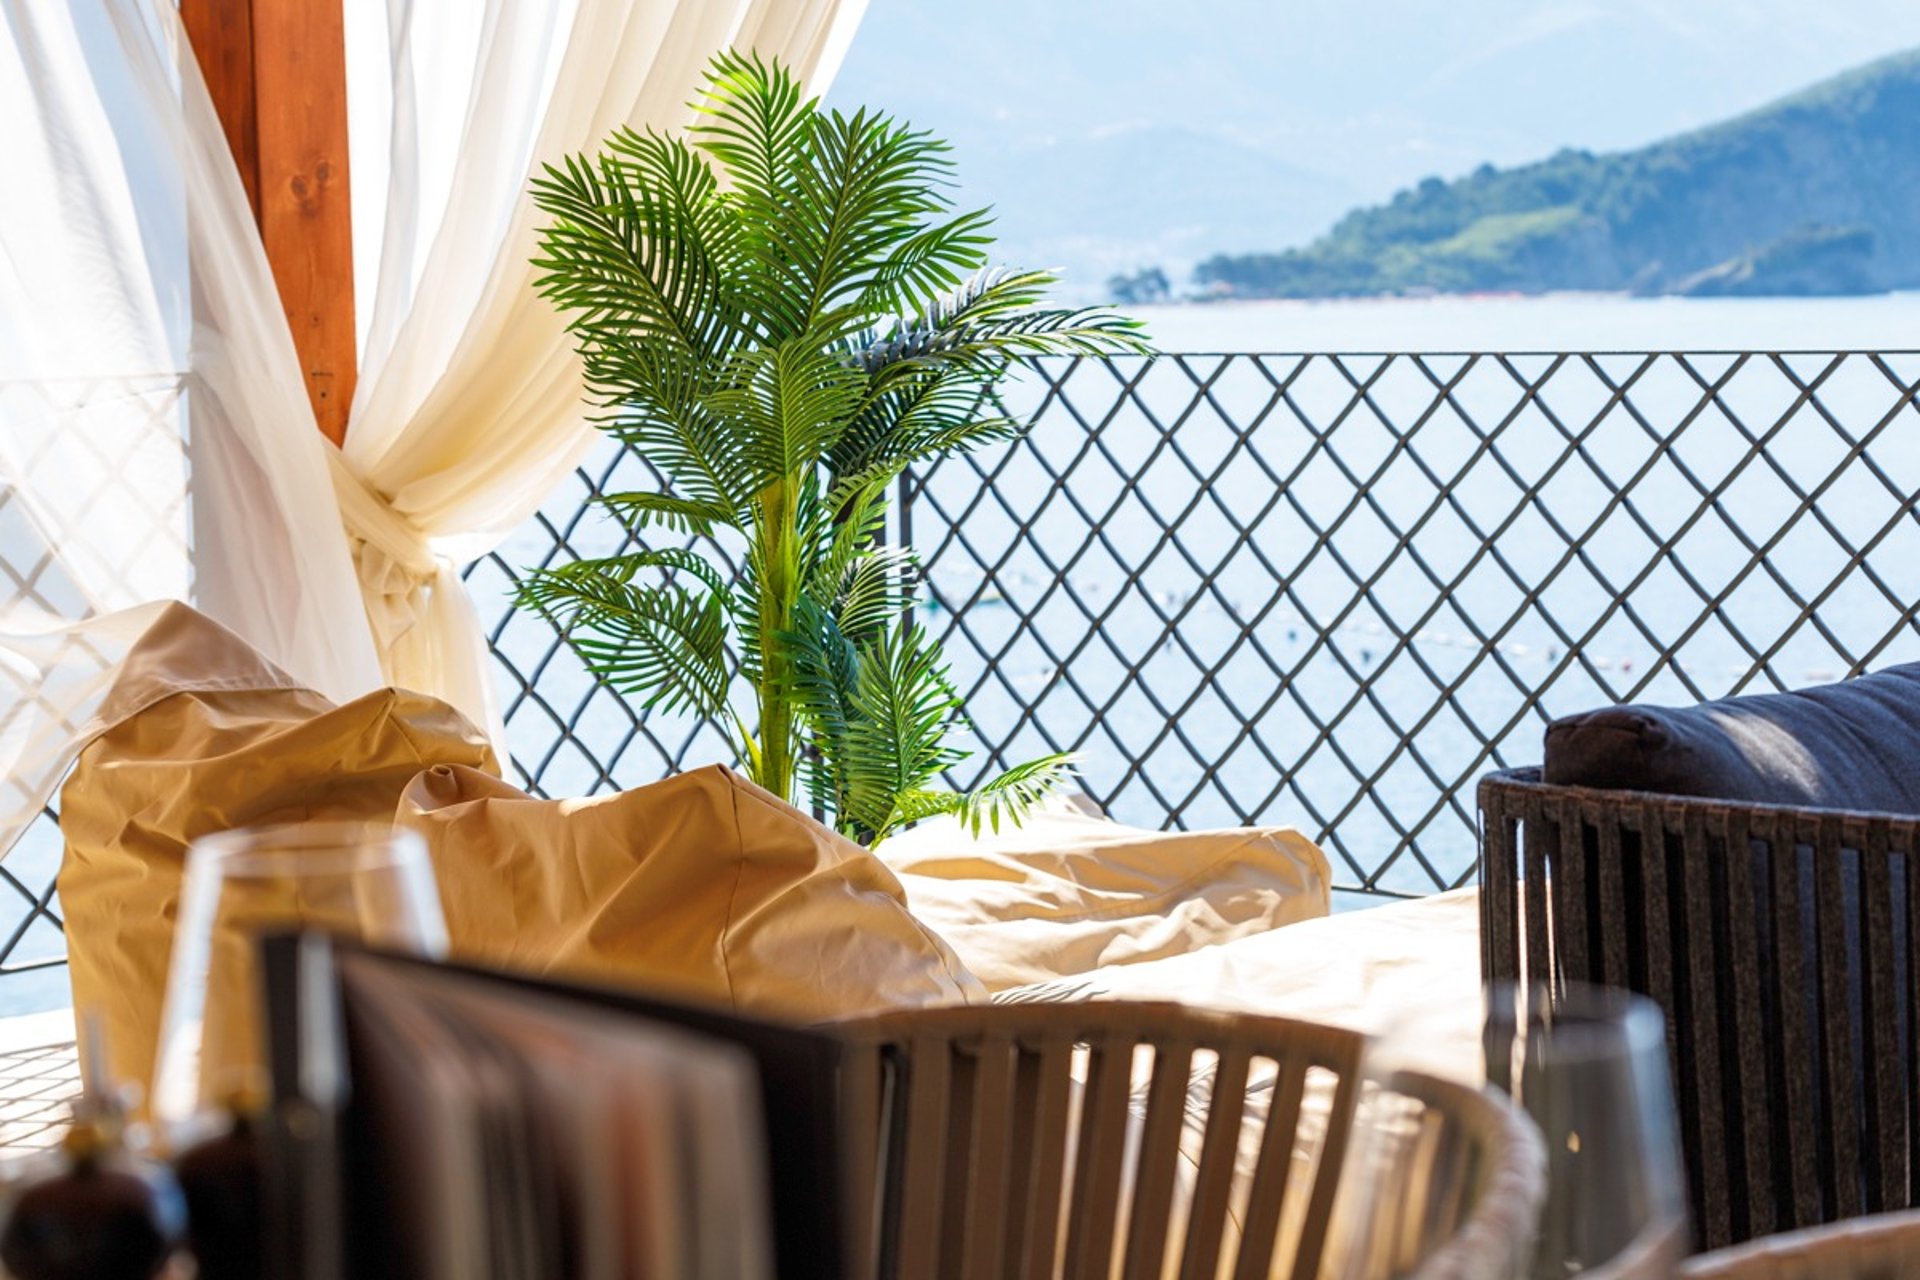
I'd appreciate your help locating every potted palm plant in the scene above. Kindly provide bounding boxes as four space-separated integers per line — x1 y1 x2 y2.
522 51 1147 847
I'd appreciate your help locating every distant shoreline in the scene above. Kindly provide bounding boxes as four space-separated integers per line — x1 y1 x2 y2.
1113 291 1920 355
1155 287 1903 309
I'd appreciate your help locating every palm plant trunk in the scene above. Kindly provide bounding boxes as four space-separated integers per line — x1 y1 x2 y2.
754 480 800 802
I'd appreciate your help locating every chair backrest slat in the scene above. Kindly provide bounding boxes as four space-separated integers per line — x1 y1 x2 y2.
1120 1039 1196 1280
1233 1051 1309 1280
1859 827 1903 1215
837 1002 1540 1280
1480 765 1920 1248
1813 827 1863 1223
1177 1044 1253 1280
959 1029 1019 1280
895 1031 955 1280
1064 1030 1137 1280
1013 1035 1077 1280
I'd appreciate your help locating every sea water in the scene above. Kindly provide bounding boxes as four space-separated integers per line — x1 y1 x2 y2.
1126 291 1920 354
910 293 1920 897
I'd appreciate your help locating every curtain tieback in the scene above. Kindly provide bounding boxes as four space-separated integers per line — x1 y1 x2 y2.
328 451 447 653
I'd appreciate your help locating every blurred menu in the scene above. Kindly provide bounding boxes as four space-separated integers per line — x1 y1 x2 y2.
261 937 845 1280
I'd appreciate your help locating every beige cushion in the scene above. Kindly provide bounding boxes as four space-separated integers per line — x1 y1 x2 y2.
877 798 1332 992
1000 886 1487 1084
58 604 497 1093
397 763 983 1020
56 604 982 1093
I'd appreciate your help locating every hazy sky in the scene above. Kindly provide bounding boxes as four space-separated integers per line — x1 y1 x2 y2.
829 1 1920 291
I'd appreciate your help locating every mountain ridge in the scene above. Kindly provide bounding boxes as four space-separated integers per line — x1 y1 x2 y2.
826 1 1920 300
1195 47 1920 300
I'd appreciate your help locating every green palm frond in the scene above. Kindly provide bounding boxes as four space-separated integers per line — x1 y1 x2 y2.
705 338 867 492
693 52 990 347
531 134 741 360
589 343 752 518
516 560 734 722
883 789 966 829
804 486 889 595
784 598 860 817
595 491 733 537
954 754 1080 837
860 266 1149 376
837 621 969 843
528 50 1151 837
829 546 917 641
831 366 1020 485
790 106 985 332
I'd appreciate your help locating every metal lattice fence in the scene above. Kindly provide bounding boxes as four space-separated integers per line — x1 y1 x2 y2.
470 350 1920 900
0 375 192 1009
5 350 1920 1003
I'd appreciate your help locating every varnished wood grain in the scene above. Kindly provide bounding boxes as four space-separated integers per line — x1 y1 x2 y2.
181 0 357 445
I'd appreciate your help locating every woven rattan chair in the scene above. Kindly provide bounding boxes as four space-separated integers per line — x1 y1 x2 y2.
1479 766 1920 1251
835 1002 1545 1280
1680 1208 1920 1278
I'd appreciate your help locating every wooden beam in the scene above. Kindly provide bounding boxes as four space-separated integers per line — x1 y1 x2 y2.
181 0 357 447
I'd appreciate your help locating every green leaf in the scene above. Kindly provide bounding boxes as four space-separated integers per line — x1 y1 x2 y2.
954 753 1080 837
834 621 969 842
860 267 1151 378
705 338 867 492
516 563 732 721
596 491 733 537
526 50 1156 822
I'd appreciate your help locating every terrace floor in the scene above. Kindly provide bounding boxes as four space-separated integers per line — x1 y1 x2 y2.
0 1011 75 1160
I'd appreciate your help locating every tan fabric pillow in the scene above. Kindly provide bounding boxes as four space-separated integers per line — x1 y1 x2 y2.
877 799 1332 992
57 604 982 1092
57 605 497 1092
397 764 984 1020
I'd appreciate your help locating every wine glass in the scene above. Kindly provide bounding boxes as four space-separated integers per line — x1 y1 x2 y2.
1327 981 1685 1280
1325 1006 1545 1280
150 822 447 1127
1483 982 1688 1278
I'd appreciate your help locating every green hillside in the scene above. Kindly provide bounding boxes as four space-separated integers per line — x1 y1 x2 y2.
1195 48 1920 299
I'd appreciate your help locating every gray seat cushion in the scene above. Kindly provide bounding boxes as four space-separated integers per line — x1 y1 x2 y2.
1542 662 1920 815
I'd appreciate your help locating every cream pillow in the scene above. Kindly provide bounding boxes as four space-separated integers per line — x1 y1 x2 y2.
878 797 1331 992
58 605 498 1092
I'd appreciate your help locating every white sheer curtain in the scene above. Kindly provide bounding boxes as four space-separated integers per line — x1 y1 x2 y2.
0 0 867 858
337 0 867 751
0 0 382 860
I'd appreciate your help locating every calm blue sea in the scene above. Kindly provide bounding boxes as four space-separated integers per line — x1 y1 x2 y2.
1127 291 1920 353
914 292 1920 897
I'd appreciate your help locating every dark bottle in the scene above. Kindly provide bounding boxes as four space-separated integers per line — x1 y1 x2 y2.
172 1108 263 1280
0 1116 186 1280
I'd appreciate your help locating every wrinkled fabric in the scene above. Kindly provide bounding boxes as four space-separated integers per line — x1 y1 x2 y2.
399 765 984 1020
878 799 1332 992
57 605 495 1092
1001 887 1487 1084
58 604 979 1091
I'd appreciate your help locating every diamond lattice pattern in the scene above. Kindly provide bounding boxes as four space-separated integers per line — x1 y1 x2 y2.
470 352 1920 899
13 352 1920 985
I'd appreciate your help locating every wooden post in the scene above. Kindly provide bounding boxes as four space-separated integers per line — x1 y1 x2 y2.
181 0 357 446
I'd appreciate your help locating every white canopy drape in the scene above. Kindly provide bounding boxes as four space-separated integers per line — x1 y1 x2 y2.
0 0 867 858
337 0 866 750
